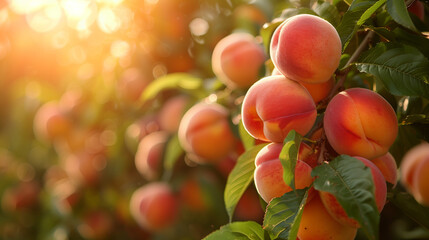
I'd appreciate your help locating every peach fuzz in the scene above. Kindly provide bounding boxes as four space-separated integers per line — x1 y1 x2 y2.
371 152 398 186
241 75 316 143
270 14 342 84
400 142 429 206
178 102 237 164
33 101 73 142
319 156 387 228
129 182 178 231
324 88 398 160
159 95 189 133
211 32 266 89
298 195 358 240
254 143 313 203
272 68 334 103
135 131 169 180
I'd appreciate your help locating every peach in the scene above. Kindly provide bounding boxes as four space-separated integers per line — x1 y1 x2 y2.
270 14 342 84
78 210 113 240
135 131 169 180
129 182 178 231
254 143 313 203
159 95 189 133
211 32 266 89
371 152 398 186
178 102 237 164
400 142 429 206
319 156 387 228
408 0 425 21
324 88 398 159
298 194 358 240
117 68 150 102
241 75 317 143
299 142 319 168
2 181 40 212
272 68 334 103
234 187 265 222
33 101 73 142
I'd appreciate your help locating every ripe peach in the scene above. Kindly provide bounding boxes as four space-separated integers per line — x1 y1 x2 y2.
298 194 358 240
234 187 265 222
211 32 266 89
135 131 169 180
2 181 40 212
78 210 113 240
400 142 429 206
408 0 425 21
129 182 178 231
241 75 317 143
270 14 342 84
299 142 319 168
158 95 189 133
254 143 313 203
125 115 161 154
319 156 387 228
371 152 398 186
178 102 237 164
272 68 334 103
33 101 73 142
324 88 398 159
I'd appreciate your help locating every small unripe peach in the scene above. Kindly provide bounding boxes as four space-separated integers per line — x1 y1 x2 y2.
324 88 398 159
319 156 387 228
178 102 237 164
212 32 266 89
254 143 313 203
270 14 342 84
298 195 358 240
135 131 169 180
241 75 316 143
129 182 178 231
400 142 429 206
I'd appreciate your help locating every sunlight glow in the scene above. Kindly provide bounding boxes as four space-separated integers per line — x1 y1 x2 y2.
110 40 130 58
97 7 121 34
61 0 97 31
26 3 62 32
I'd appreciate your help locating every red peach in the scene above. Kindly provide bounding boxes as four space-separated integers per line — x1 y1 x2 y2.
212 32 266 89
178 102 237 164
241 75 317 143
33 101 73 142
324 88 398 159
135 131 169 180
371 152 398 186
408 0 425 21
270 14 342 84
254 143 314 203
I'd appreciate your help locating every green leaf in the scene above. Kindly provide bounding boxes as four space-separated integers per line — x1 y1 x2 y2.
386 0 417 31
313 1 342 26
163 134 183 174
224 144 268 222
388 190 429 230
312 155 379 240
357 0 386 25
203 221 266 240
355 42 429 98
239 120 256 151
279 130 302 190
336 0 379 49
141 73 205 101
263 189 309 240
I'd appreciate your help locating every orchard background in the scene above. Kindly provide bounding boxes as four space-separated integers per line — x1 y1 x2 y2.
0 0 428 239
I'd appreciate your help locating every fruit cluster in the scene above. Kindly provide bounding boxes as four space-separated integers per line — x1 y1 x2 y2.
239 14 399 240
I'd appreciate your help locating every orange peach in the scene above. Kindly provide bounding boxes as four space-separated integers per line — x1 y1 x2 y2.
159 95 189 133
254 143 314 203
298 194 358 240
324 88 398 159
241 75 317 143
319 156 387 228
129 182 178 231
234 187 265 222
270 14 342 84
211 32 266 89
272 68 334 103
33 101 73 142
400 142 429 206
135 131 169 180
178 102 237 164
371 152 398 186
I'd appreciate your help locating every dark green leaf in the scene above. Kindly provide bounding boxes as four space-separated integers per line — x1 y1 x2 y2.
224 144 268 222
141 73 205 101
390 125 425 161
336 0 378 49
355 42 429 98
312 155 379 240
386 0 417 31
279 130 302 190
388 190 429 230
203 221 266 240
313 1 342 26
263 189 309 240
